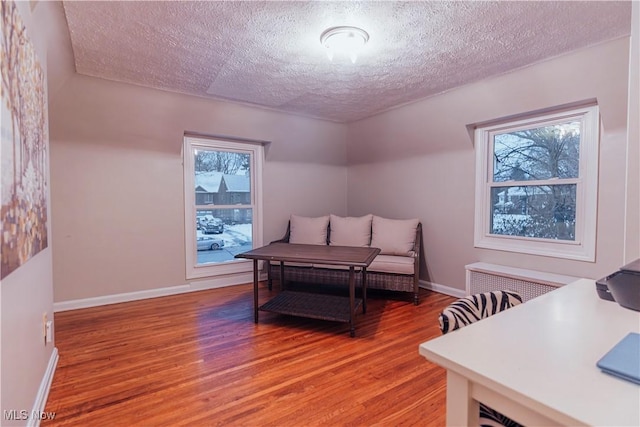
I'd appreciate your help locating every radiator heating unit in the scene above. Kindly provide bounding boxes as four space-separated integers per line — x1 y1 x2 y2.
465 262 580 302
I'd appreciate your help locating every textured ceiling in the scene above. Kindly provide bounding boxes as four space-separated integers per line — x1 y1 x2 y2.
62 1 631 123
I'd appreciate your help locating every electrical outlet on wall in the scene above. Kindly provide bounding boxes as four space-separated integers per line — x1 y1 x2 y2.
46 320 53 343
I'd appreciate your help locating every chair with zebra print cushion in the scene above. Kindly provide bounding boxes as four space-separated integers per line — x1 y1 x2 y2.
439 290 523 334
439 290 524 427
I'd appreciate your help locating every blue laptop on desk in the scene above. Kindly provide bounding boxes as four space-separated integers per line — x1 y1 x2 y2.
597 332 640 385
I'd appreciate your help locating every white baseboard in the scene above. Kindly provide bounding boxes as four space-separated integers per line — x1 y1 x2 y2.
28 347 58 427
53 272 268 312
55 274 459 312
419 280 466 298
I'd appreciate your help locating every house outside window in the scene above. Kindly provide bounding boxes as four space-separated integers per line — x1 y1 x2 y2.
183 135 263 279
474 104 599 261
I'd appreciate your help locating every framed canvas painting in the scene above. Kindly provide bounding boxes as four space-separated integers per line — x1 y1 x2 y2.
1 0 49 279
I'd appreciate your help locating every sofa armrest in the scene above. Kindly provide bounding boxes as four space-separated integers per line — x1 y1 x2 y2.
413 222 422 288
413 223 422 259
270 221 291 244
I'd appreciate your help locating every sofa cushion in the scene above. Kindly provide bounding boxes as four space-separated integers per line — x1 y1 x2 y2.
370 216 419 256
329 214 373 247
368 255 415 275
289 214 329 245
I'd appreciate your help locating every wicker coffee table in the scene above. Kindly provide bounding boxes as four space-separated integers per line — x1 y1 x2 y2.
235 243 380 337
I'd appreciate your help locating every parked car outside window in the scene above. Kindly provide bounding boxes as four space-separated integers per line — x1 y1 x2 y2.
197 235 224 251
203 218 224 234
197 215 224 234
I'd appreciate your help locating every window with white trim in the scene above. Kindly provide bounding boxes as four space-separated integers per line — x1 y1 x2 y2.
474 104 599 261
184 135 263 279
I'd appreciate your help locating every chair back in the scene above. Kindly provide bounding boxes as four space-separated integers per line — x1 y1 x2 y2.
439 290 522 334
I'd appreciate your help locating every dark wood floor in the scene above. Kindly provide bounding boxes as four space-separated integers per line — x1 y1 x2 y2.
43 283 455 426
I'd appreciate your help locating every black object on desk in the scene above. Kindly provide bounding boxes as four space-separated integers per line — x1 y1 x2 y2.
596 259 640 311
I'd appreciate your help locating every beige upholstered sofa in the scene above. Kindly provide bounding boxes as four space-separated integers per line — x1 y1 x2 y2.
267 214 422 305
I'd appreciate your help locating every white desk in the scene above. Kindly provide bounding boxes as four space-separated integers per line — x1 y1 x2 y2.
419 279 640 426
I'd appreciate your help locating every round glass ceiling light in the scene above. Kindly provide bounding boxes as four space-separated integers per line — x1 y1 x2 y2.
320 26 369 63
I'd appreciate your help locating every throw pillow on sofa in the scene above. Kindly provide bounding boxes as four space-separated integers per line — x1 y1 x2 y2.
289 214 330 245
370 216 420 256
329 214 373 247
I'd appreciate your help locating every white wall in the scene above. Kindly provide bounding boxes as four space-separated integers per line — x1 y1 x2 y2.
624 1 640 263
46 3 638 302
4 2 631 421
49 74 348 303
347 38 632 290
1 1 57 424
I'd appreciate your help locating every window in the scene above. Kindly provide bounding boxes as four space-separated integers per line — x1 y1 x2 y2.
474 104 599 261
184 135 263 279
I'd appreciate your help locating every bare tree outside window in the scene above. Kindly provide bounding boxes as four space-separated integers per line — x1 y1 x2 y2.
194 150 250 175
184 137 264 278
493 122 580 181
189 147 256 269
490 121 581 241
474 105 598 261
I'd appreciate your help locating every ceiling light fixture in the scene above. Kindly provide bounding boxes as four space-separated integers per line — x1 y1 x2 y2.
320 26 369 64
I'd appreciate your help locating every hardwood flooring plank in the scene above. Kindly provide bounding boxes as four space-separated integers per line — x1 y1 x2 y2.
43 283 454 426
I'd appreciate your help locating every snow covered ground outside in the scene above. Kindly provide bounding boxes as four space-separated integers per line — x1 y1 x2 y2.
491 213 531 235
196 223 253 264
197 223 252 248
219 223 252 247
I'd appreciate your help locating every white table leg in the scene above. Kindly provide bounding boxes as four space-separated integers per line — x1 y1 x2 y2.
446 370 479 427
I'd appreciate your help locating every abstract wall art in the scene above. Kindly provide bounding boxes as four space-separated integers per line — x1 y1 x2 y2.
1 0 49 279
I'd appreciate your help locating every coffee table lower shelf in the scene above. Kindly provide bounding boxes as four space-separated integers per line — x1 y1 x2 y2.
260 290 362 325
